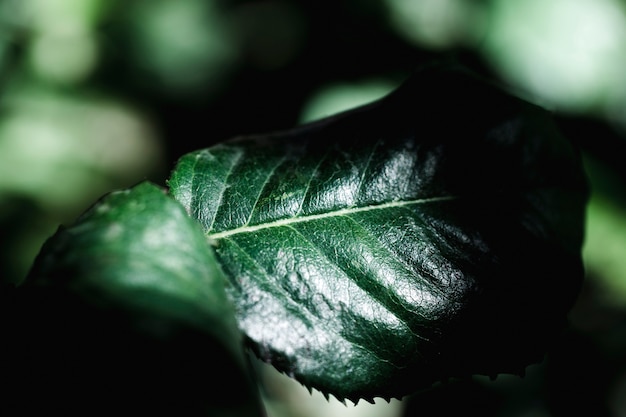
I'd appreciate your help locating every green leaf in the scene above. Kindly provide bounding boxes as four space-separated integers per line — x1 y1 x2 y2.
168 65 589 402
22 181 263 415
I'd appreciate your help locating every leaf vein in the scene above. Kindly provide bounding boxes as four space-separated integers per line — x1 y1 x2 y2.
354 139 380 200
244 155 288 226
343 213 447 302
294 149 332 217
207 150 244 232
209 195 457 240
283 224 416 357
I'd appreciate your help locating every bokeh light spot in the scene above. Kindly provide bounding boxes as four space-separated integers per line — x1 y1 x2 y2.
128 0 237 95
583 194 626 306
385 0 485 49
482 0 626 114
29 30 98 84
0 85 164 210
300 79 398 123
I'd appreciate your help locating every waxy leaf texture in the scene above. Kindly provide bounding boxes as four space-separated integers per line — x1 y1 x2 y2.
168 66 589 402
30 182 238 337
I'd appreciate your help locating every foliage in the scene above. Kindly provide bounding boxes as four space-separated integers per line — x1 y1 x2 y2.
12 65 589 415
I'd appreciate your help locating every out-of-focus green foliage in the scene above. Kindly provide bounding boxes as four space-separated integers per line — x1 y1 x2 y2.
124 0 238 95
482 0 626 115
299 79 398 123
24 0 104 84
385 0 486 49
0 86 161 209
584 195 626 303
385 0 626 117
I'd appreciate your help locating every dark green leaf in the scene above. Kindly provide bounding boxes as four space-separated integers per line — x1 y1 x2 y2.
22 181 262 416
168 66 589 402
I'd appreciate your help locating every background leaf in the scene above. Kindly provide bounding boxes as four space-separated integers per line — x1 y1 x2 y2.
168 65 589 402
10 181 263 416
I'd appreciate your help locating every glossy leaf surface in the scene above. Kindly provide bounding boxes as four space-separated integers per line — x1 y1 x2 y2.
168 66 588 401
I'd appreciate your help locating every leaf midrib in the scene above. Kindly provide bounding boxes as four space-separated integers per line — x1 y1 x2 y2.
208 195 457 241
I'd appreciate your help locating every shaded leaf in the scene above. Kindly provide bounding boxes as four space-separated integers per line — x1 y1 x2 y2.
19 181 262 416
168 65 589 402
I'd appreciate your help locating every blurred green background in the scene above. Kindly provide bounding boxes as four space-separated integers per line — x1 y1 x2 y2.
1 0 626 416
